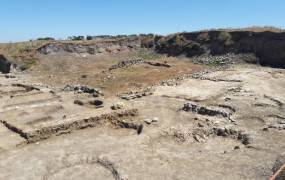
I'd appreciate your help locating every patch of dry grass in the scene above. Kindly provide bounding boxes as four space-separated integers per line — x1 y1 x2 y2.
30 53 205 97
0 40 50 69
193 26 285 33
100 57 204 95
0 40 51 59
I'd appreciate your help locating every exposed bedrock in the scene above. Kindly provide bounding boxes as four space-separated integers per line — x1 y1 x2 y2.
37 37 141 55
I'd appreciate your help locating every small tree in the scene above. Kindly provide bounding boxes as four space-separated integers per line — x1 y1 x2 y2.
37 37 55 41
86 35 93 40
68 36 85 41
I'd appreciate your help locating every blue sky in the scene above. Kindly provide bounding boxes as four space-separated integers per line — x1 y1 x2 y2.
1 0 285 42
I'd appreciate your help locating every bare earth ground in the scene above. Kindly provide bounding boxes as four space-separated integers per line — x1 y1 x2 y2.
29 52 204 96
0 53 285 179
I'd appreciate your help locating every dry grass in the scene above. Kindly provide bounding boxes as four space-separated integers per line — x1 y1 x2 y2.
0 40 48 57
192 26 285 33
30 53 205 97
0 40 50 69
98 57 204 95
0 37 140 70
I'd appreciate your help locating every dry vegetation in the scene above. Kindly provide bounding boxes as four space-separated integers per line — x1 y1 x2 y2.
0 40 49 70
1 28 285 180
194 26 285 33
31 52 205 96
0 26 283 70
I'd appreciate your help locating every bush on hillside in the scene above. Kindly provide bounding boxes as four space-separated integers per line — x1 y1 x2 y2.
86 35 93 40
68 36 85 41
37 37 55 41
218 32 233 46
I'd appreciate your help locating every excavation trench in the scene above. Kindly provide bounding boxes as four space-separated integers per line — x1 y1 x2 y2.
1 109 139 143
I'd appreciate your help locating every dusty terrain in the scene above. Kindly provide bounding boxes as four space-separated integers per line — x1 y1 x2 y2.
0 30 285 180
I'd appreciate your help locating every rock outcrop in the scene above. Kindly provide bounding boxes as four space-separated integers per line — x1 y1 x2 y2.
38 37 141 55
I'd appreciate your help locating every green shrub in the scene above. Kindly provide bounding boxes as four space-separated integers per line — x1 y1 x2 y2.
141 36 155 48
218 32 230 42
86 35 93 40
218 32 233 46
68 36 85 41
184 42 206 57
37 37 55 41
19 57 38 71
197 32 210 42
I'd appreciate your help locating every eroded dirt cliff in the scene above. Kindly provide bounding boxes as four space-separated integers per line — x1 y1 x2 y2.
154 31 285 68
36 31 285 68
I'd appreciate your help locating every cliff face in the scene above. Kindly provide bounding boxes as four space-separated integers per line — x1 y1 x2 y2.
37 37 141 55
0 54 12 73
154 31 285 68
